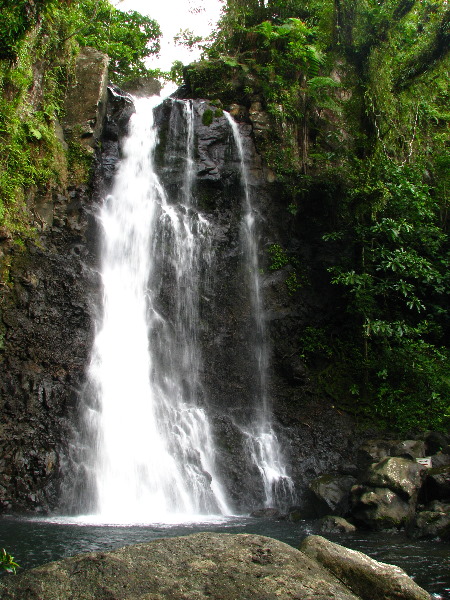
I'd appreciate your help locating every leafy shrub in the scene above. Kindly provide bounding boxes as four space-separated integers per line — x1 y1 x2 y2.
0 549 19 575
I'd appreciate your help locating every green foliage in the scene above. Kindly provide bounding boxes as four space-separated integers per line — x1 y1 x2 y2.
202 109 214 126
215 0 331 38
1 549 19 575
0 0 161 237
170 60 184 86
0 17 73 236
323 158 450 431
285 271 302 294
67 140 92 186
68 0 161 84
200 107 225 126
0 0 161 84
185 4 345 176
268 243 304 293
268 243 290 270
0 0 58 62
370 341 449 432
298 326 333 360
184 59 238 101
201 0 450 432
328 160 447 324
210 16 325 121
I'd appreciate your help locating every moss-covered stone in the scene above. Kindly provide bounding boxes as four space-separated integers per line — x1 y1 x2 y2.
202 108 214 126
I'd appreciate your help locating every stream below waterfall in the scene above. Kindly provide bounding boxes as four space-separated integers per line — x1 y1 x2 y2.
0 516 449 598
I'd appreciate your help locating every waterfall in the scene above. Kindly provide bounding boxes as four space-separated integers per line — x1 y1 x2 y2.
81 97 230 522
225 113 295 508
66 95 296 520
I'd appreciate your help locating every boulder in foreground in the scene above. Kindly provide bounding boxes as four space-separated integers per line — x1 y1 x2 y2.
0 532 430 600
301 535 430 600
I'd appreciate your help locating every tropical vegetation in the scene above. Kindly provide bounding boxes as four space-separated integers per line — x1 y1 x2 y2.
185 0 450 432
0 548 19 574
0 0 161 236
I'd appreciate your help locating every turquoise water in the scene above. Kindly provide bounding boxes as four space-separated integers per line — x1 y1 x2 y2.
1 516 449 598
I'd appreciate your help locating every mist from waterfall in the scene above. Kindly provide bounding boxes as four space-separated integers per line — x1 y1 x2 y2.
225 113 295 508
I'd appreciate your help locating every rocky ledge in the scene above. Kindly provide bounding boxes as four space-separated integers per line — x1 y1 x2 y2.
0 533 430 600
292 434 450 539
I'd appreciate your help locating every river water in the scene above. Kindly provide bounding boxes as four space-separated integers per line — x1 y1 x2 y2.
0 516 449 598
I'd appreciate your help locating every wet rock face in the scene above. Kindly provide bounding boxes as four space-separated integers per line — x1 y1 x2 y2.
154 99 261 425
0 90 362 515
153 98 270 510
0 187 97 513
152 98 361 511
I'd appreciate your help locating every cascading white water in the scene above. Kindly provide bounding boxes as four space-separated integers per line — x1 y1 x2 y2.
225 113 295 507
85 97 230 523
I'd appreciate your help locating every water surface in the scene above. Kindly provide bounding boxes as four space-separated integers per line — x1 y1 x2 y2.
1 516 448 599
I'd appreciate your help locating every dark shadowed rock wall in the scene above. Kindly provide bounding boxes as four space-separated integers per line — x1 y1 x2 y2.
0 63 363 514
153 98 362 512
0 49 113 513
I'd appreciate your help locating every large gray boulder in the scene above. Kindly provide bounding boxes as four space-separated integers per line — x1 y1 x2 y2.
407 501 450 539
309 473 357 515
351 457 427 529
351 485 414 529
350 457 426 529
0 533 431 600
362 457 425 501
300 535 430 600
318 515 357 533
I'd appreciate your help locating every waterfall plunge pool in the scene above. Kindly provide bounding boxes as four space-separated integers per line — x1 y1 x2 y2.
0 515 449 598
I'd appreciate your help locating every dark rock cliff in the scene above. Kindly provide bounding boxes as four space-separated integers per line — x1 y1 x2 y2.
0 185 96 513
153 97 361 511
0 58 362 514
0 49 112 513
